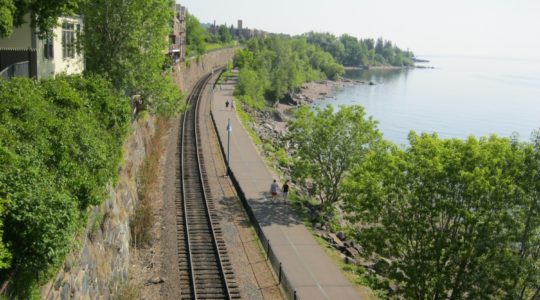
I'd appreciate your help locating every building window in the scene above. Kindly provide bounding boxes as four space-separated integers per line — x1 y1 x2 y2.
62 23 76 59
43 37 53 59
76 24 81 55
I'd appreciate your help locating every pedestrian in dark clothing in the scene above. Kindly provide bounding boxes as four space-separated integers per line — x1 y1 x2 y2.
282 180 289 204
225 100 230 109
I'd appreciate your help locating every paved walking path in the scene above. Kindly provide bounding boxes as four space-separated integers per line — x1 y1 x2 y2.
208 75 361 300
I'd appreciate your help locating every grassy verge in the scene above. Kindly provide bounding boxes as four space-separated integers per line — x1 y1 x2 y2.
206 41 237 52
131 117 170 248
114 282 141 300
235 106 262 145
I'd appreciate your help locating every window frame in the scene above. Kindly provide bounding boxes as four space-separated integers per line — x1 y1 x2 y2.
62 22 76 59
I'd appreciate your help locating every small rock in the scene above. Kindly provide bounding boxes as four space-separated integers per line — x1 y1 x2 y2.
327 233 344 248
148 276 165 284
344 247 360 257
362 261 377 270
345 256 358 265
353 243 364 254
336 231 346 241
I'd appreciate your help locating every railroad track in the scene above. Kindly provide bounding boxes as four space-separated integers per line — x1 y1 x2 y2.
177 72 239 299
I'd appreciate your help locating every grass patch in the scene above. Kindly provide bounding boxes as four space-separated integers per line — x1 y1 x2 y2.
114 281 141 300
236 105 262 146
206 41 237 52
275 148 292 167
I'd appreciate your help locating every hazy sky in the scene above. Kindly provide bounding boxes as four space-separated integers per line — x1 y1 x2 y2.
179 0 540 59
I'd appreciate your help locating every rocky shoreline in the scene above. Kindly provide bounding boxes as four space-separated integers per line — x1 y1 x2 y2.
287 79 374 106
248 79 372 146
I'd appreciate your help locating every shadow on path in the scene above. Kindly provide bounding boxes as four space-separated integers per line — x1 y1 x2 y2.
247 193 303 227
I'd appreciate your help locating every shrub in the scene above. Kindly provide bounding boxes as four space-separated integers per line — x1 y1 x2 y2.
0 75 130 290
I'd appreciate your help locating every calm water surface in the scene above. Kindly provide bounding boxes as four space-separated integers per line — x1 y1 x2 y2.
315 56 540 145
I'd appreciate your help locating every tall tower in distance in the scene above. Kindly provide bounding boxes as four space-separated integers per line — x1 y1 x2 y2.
237 20 243 31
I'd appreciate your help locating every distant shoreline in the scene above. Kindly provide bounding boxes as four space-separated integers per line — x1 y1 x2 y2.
344 64 435 71
343 65 409 71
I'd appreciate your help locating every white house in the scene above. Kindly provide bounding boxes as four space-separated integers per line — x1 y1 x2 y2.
0 14 84 80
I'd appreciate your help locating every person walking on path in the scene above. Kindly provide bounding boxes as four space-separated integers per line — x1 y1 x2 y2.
230 99 234 111
282 180 289 204
225 100 230 109
270 179 279 204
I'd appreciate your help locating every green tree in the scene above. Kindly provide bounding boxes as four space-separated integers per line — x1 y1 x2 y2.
305 32 413 67
287 105 381 206
0 0 79 38
375 37 384 54
304 31 345 61
185 12 206 56
339 34 362 66
234 36 343 107
508 130 540 299
346 132 540 298
233 49 254 69
217 24 232 43
234 68 266 109
0 197 10 270
81 0 183 116
0 75 130 291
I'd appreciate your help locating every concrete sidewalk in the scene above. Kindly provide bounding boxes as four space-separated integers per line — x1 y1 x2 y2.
208 74 361 300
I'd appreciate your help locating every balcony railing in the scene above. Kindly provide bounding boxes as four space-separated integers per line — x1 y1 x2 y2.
0 48 37 80
0 61 30 80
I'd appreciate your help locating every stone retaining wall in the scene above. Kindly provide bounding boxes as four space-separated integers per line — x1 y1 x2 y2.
174 47 238 93
42 116 156 300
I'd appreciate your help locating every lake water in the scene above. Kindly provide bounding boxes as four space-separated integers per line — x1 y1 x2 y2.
315 56 540 145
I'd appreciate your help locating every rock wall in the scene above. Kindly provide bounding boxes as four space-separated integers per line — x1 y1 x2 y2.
41 47 237 299
42 116 156 300
174 47 238 93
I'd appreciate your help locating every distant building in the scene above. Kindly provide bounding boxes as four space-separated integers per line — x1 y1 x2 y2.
0 14 84 80
169 3 186 63
234 21 268 40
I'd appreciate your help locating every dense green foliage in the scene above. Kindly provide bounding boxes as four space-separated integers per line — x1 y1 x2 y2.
0 0 79 38
233 36 344 108
185 12 207 56
345 132 540 298
81 0 183 117
216 24 233 44
186 16 238 57
0 76 130 288
287 105 381 205
304 32 414 67
287 105 540 297
0 197 10 269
